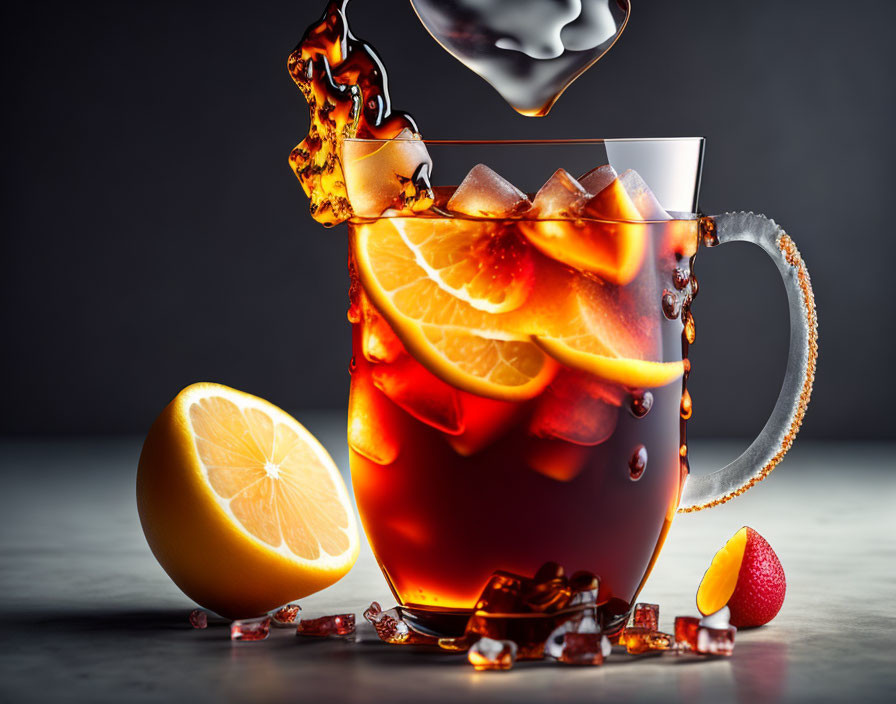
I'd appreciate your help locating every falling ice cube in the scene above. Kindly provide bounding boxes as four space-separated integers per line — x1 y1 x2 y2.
577 164 617 195
231 617 271 642
696 626 736 656
343 128 433 217
674 616 700 651
271 604 301 627
531 169 591 217
296 614 356 637
468 637 518 671
447 164 530 218
632 603 659 631
189 609 208 629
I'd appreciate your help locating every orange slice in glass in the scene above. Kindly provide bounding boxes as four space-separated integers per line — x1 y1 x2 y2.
351 219 557 401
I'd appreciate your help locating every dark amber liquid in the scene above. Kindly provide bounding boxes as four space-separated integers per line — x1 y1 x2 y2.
347 218 696 628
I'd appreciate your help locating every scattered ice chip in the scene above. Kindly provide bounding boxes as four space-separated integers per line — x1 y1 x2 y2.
696 626 736 656
674 616 700 651
189 609 208 629
577 164 617 195
699 606 731 630
363 601 410 644
558 633 605 665
447 164 530 218
272 604 301 627
619 169 670 221
567 571 600 608
632 603 659 631
619 626 673 654
343 128 434 217
296 613 355 637
475 572 528 614
230 616 271 642
531 169 591 217
467 637 518 671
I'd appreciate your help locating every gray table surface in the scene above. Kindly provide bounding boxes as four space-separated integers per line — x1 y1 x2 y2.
1 417 894 703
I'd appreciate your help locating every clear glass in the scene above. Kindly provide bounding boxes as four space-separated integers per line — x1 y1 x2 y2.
343 138 816 635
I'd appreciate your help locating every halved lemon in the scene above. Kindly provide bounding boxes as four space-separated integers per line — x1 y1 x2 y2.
137 383 359 618
351 220 557 401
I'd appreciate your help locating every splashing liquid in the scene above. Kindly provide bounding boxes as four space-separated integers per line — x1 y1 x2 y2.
287 0 429 226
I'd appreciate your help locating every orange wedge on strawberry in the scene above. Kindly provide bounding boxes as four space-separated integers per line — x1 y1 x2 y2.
697 527 786 628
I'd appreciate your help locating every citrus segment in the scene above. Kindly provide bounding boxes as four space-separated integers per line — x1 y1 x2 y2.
351 221 557 401
137 383 359 618
392 217 535 313
696 527 748 616
520 177 648 285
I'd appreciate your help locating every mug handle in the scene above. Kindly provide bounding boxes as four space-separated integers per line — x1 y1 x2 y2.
678 212 818 512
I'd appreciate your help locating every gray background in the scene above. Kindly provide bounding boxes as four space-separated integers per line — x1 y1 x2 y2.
2 0 895 440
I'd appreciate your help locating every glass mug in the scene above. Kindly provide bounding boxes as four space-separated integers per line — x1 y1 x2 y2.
344 138 817 636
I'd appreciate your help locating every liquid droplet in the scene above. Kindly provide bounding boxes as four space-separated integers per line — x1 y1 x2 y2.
629 390 654 418
349 355 358 375
673 267 690 291
629 445 648 481
700 217 719 247
662 290 681 320
684 311 696 344
680 390 693 420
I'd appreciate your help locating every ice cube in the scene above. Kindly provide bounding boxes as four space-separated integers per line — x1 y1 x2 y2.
371 355 464 434
343 128 434 217
445 391 524 456
696 626 736 656
271 603 301 627
474 572 528 614
531 169 591 217
188 609 208 629
567 571 600 608
525 437 590 482
529 371 621 446
360 294 404 364
674 616 700 651
230 616 271 642
544 613 601 663
699 606 731 630
347 360 402 465
447 164 530 218
632 603 659 631
522 562 570 612
619 169 670 221
577 164 617 195
296 613 355 637
619 626 673 654
363 601 410 644
467 637 518 671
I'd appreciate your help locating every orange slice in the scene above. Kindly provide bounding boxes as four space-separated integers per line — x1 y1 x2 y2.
137 383 359 618
351 219 557 401
520 177 648 285
391 217 535 313
534 274 684 388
